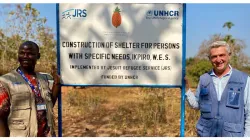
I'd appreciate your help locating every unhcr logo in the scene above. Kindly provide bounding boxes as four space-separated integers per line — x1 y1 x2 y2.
146 10 179 20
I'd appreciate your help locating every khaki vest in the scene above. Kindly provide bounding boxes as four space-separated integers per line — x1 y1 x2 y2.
0 69 55 137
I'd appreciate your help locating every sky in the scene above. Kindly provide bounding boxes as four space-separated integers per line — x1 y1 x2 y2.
1 3 250 58
33 4 57 32
186 4 250 58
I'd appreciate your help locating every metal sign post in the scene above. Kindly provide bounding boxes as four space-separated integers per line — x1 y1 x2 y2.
56 3 62 137
180 3 186 137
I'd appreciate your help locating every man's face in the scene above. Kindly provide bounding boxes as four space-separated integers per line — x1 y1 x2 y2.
209 46 230 74
18 45 40 70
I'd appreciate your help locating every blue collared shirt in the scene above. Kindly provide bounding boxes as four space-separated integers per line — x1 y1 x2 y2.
186 66 250 137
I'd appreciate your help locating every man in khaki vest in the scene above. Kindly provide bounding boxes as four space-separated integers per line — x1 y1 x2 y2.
0 41 60 137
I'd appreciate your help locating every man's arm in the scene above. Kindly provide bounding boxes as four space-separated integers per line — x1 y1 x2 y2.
51 79 60 106
185 77 200 109
0 82 10 136
0 119 9 137
244 76 250 137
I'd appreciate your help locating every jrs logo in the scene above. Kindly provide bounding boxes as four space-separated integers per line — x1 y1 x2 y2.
62 9 87 19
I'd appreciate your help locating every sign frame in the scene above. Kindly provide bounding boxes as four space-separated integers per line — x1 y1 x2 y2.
56 3 186 137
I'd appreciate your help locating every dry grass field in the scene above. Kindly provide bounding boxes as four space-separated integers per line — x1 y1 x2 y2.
54 87 200 137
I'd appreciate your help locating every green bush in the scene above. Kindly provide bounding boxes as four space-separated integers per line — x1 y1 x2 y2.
186 59 212 87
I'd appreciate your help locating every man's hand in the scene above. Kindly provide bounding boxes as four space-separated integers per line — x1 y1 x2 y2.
51 65 60 106
51 65 60 86
184 76 190 92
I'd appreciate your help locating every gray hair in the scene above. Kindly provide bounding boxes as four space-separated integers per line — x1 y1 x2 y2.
208 41 231 57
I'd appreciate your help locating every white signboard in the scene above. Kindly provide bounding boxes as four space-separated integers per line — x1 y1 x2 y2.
59 3 184 86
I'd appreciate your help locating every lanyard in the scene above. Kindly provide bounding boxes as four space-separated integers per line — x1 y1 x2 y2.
17 68 41 97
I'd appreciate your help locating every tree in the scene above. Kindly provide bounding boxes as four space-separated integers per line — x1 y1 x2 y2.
186 57 195 66
223 21 235 31
0 4 56 74
222 22 236 46
186 59 212 87
222 22 250 68
224 34 235 44
196 34 224 60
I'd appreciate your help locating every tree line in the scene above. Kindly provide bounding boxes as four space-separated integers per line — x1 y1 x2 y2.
0 4 56 75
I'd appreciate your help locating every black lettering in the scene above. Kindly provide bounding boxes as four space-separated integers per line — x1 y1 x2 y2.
69 53 83 59
165 54 169 60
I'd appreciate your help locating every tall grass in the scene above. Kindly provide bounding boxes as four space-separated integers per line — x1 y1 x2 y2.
61 87 199 137
66 88 107 113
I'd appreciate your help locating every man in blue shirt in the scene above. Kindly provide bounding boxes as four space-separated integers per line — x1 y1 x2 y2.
185 41 250 137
